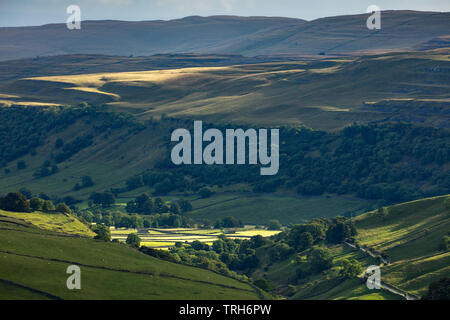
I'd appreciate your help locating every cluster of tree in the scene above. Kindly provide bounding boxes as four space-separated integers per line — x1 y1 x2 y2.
0 107 60 166
165 235 268 279
295 246 334 278
126 233 141 248
53 134 94 163
214 216 244 229
284 217 356 252
33 160 59 178
338 259 363 279
0 191 70 214
91 224 111 242
155 122 450 204
125 194 192 215
0 103 143 170
74 206 194 229
121 172 191 195
135 217 358 290
266 219 282 230
73 176 94 191
89 192 115 207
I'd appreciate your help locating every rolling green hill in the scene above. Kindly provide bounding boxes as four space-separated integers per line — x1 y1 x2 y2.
1 49 448 130
248 194 450 300
0 209 94 237
0 213 265 300
353 195 450 297
186 193 369 225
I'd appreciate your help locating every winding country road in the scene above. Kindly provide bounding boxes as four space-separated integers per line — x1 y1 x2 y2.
344 242 419 300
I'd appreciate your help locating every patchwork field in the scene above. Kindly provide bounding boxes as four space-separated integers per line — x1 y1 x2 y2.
111 226 282 249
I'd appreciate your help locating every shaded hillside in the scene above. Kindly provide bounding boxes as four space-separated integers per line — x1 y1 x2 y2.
0 106 448 213
229 10 450 56
0 16 304 61
0 11 449 61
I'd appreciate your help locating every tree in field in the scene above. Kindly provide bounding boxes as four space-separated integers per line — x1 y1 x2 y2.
92 224 111 242
266 219 282 230
154 197 169 213
42 200 55 212
254 279 271 291
326 219 357 244
29 197 45 211
298 232 314 251
288 223 325 249
136 193 154 214
339 259 363 279
178 199 192 213
126 233 141 248
0 192 30 212
89 192 115 207
308 247 333 273
169 202 181 215
219 216 243 228
199 187 213 199
191 240 209 251
56 203 71 214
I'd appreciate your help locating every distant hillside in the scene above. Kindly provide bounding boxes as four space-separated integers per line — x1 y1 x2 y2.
0 54 289 85
0 214 263 299
0 11 449 61
1 49 448 130
0 16 304 61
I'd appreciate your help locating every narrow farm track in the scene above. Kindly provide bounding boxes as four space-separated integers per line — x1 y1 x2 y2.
344 242 419 300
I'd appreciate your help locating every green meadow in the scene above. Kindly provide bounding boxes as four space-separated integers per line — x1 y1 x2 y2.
187 193 370 225
0 214 264 300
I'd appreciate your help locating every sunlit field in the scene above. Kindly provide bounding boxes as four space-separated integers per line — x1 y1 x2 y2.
111 226 282 249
